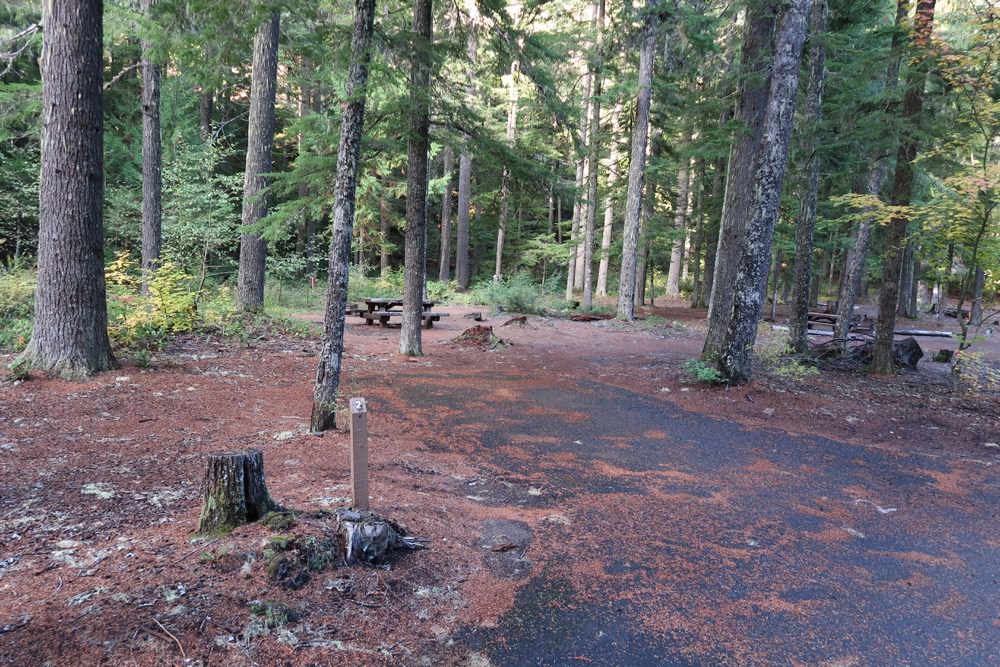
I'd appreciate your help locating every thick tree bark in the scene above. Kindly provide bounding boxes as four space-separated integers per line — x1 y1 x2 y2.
666 133 692 297
439 146 454 280
140 0 162 295
616 12 656 319
703 6 777 359
581 0 605 311
20 0 115 379
400 0 432 356
897 241 917 317
596 101 622 296
718 0 810 385
789 0 827 353
455 152 472 288
196 449 276 535
494 60 518 281
236 12 280 312
310 0 376 432
873 0 937 373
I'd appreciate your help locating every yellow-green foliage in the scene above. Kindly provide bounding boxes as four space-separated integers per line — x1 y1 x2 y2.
0 269 34 352
106 253 198 347
952 350 1000 393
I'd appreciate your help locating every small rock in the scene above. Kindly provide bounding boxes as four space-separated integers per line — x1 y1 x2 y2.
115 376 130 383
985 442 999 449
273 431 297 442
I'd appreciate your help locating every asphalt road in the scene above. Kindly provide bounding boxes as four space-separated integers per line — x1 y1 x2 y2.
403 373 1000 666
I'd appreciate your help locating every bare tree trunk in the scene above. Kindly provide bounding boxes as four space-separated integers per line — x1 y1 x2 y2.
666 132 693 297
494 60 518 281
581 0 605 311
703 5 778 359
439 146 454 280
833 173 880 342
597 101 622 296
697 157 725 309
718 0 810 385
789 0 827 353
873 0 937 373
236 12 280 312
897 241 917 318
567 54 594 300
21 0 115 378
140 0 162 295
689 162 705 306
310 0 376 432
400 0 432 356
616 8 656 319
455 152 472 288
636 151 659 309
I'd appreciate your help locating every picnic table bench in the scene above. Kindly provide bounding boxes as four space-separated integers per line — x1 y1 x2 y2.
357 297 448 329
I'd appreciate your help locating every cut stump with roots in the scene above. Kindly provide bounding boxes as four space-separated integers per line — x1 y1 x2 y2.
197 448 277 535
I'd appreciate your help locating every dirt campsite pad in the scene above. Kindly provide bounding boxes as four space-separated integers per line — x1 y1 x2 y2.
1 306 998 665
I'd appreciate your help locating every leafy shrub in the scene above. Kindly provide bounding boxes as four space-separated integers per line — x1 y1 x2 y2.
772 358 820 381
683 358 722 384
106 253 198 348
470 274 547 314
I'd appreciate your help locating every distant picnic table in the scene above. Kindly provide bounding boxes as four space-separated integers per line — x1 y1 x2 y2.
352 297 448 329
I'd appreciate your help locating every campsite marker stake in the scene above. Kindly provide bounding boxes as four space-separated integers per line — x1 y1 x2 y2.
350 397 370 510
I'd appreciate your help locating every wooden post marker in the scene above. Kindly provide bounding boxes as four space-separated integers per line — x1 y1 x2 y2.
349 397 370 510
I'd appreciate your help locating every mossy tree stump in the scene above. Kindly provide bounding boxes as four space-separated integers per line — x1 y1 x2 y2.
196 449 276 535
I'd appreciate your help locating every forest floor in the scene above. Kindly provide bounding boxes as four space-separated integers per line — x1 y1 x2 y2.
1 301 998 666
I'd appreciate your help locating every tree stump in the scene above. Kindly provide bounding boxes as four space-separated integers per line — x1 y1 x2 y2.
196 449 276 535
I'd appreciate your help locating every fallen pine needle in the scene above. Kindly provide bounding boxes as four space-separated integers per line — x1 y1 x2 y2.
152 618 186 660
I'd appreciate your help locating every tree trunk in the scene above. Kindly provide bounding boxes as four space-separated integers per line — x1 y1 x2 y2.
20 0 115 379
789 0 827 353
581 0 605 311
196 449 276 535
236 12 280 312
618 6 659 322
689 162 705 307
873 0 937 374
971 267 985 325
140 0 162 295
897 241 917 318
697 157 725 309
400 0 432 356
666 133 692 297
455 152 472 288
703 5 778 359
310 0 376 433
567 51 594 300
439 146 454 280
636 154 658 308
718 0 810 385
494 60 518 281
597 101 622 296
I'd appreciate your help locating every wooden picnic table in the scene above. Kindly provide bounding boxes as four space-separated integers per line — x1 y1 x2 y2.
356 297 447 329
